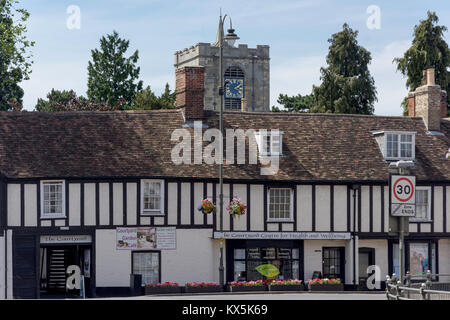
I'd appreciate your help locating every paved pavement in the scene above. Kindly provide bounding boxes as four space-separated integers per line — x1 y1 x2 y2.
97 292 387 300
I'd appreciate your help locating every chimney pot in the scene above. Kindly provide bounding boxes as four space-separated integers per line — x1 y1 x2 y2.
426 68 435 86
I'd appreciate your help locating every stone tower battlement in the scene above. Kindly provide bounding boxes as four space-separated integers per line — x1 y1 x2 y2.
174 39 270 112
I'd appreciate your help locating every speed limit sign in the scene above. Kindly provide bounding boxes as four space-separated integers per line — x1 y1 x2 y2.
390 175 416 217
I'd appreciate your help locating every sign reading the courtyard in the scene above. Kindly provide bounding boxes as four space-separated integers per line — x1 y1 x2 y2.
390 175 416 217
116 227 176 250
40 235 92 244
213 231 351 240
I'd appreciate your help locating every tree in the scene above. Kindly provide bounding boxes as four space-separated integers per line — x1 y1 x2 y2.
272 93 314 112
35 89 78 112
87 31 143 108
0 0 34 110
35 88 123 112
394 11 450 116
131 83 176 110
312 23 377 114
158 83 176 109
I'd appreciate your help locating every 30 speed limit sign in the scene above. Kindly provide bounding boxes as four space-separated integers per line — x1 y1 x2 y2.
390 175 416 217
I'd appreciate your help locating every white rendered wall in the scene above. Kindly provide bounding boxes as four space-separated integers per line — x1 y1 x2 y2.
303 239 349 283
297 185 312 231
95 229 131 287
24 184 37 227
0 234 4 299
439 239 450 282
162 229 221 285
7 184 20 226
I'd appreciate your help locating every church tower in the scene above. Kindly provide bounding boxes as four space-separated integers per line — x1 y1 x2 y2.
174 18 270 112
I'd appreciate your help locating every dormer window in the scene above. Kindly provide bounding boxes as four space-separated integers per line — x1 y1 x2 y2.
373 131 415 160
255 130 283 156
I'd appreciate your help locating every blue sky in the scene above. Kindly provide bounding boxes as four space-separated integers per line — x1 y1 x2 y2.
19 0 450 115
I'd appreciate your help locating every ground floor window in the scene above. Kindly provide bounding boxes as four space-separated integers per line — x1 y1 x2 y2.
228 240 302 282
391 240 437 279
132 251 160 285
322 247 345 281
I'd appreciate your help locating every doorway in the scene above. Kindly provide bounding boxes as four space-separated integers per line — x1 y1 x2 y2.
322 247 345 281
358 248 375 289
40 245 92 298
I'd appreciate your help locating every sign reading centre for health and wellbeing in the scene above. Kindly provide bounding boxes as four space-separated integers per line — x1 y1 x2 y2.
213 231 351 240
116 227 176 250
390 175 416 217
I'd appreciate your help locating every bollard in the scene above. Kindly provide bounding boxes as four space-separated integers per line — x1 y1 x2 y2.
420 283 427 300
425 270 432 300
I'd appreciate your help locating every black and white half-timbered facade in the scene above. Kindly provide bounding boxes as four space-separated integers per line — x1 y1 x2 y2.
0 67 449 299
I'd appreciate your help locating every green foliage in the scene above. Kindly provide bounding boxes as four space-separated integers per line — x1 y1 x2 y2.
273 93 314 112
131 83 176 110
312 23 377 114
394 11 450 116
35 89 78 112
35 89 123 112
87 31 143 108
0 0 34 110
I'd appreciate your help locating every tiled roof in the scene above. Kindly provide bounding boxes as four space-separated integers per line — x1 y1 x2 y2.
0 110 449 182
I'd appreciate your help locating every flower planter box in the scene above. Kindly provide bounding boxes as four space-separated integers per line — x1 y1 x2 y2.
227 285 267 293
183 286 224 294
268 284 305 292
145 286 182 295
308 283 344 292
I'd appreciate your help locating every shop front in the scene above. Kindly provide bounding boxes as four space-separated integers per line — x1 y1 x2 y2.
226 240 303 282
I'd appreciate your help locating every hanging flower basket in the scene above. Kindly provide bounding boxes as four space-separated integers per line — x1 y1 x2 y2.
198 198 216 214
227 198 247 219
446 148 450 159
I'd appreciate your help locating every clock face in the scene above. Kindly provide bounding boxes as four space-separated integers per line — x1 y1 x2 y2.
225 78 244 99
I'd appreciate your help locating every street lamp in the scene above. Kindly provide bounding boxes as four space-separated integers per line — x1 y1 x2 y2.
217 11 239 288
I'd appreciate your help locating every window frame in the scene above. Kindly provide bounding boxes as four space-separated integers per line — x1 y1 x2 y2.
384 131 416 160
410 186 431 222
40 180 66 219
140 179 165 216
131 250 161 285
266 187 294 222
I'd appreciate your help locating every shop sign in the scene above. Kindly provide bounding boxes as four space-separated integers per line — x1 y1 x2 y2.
213 231 351 240
40 235 92 244
116 227 176 250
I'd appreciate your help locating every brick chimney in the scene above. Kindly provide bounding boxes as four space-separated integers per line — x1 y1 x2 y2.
175 66 205 119
408 68 447 131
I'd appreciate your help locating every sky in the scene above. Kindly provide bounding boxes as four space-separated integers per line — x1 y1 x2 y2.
18 0 450 115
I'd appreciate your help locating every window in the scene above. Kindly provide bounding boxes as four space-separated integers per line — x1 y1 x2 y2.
411 187 431 221
256 130 283 156
322 247 345 281
233 247 301 281
385 132 415 159
268 188 293 221
141 180 164 215
40 180 65 218
132 251 160 285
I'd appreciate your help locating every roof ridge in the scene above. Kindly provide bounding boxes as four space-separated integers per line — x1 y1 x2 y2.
0 109 182 116
213 110 422 120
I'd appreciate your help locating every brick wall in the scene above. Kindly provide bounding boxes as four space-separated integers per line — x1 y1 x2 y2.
175 66 205 119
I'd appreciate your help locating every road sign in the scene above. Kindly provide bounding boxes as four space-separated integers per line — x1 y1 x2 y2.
391 203 415 217
391 175 416 205
388 216 409 236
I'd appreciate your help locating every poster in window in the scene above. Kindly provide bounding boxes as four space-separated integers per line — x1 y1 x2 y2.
409 243 428 276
